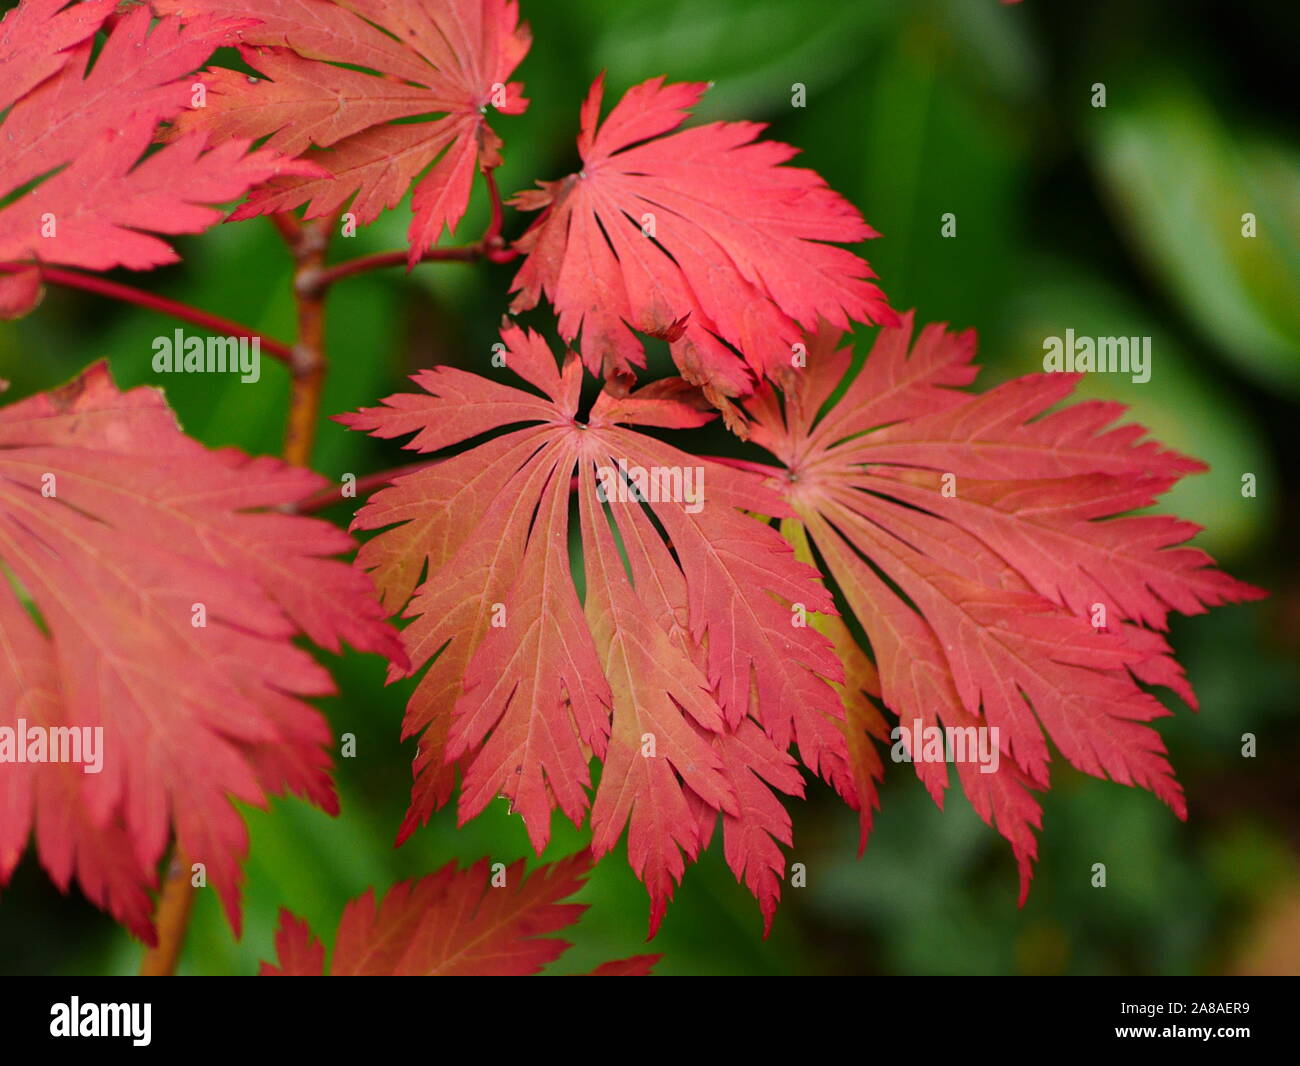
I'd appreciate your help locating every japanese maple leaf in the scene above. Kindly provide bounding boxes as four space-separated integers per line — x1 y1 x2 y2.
260 852 658 975
743 315 1265 899
341 325 854 932
157 0 531 263
0 2 322 315
0 365 403 942
509 75 895 415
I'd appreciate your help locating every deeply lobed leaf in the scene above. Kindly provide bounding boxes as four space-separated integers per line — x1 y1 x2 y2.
510 75 896 417
260 851 658 975
341 326 848 932
156 0 531 263
0 366 403 941
0 1 321 314
743 315 1265 899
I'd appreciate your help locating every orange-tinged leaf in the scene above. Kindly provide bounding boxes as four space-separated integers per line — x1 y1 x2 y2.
341 326 846 930
780 518 889 852
260 852 655 976
158 0 531 262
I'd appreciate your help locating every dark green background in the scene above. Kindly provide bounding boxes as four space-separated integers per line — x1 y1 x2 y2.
1 0 1296 975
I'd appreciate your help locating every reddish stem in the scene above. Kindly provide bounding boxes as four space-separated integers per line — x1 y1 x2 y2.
481 167 508 252
268 212 303 246
1 264 293 364
313 244 484 289
292 459 440 514
482 167 520 265
309 166 520 290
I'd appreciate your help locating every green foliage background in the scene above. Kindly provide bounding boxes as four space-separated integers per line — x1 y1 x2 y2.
1 0 1296 975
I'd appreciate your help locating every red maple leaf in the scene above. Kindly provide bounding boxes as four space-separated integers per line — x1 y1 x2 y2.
260 852 658 975
157 0 531 263
743 315 1265 899
341 325 854 933
0 365 403 942
0 2 321 312
509 75 895 414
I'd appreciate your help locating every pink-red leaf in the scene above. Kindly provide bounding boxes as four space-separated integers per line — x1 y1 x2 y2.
0 365 402 941
589 956 661 976
0 3 320 294
510 75 895 411
743 315 1264 899
0 0 115 109
0 267 43 320
0 116 322 273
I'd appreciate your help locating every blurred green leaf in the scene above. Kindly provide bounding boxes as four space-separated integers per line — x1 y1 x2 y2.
1090 81 1300 394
